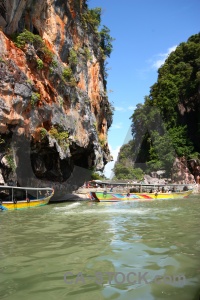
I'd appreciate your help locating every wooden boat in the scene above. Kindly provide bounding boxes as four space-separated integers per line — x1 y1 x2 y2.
0 185 54 210
89 190 193 202
89 182 194 202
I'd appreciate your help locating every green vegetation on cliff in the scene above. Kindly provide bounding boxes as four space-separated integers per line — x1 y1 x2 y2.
0 0 115 184
114 33 200 179
113 141 144 180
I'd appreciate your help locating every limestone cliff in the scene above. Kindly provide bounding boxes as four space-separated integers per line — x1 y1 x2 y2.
0 0 113 196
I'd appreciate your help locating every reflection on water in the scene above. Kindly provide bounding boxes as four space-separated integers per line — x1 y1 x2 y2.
0 196 200 300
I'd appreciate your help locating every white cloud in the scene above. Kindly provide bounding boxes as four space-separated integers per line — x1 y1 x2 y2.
111 122 123 129
104 145 121 179
152 45 177 69
153 59 165 69
114 106 136 112
115 106 126 111
128 106 136 111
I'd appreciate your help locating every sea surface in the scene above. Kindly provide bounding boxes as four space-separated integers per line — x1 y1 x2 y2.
0 196 200 300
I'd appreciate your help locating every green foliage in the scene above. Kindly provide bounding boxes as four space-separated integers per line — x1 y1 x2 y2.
130 105 194 176
14 29 53 61
128 33 200 177
14 29 43 48
49 59 58 74
62 67 76 85
189 152 200 160
51 60 58 68
99 25 115 58
49 127 69 151
50 129 68 142
168 126 194 157
114 164 144 181
84 47 92 61
36 58 44 69
31 92 40 107
40 128 47 139
26 79 34 85
81 7 101 31
149 33 200 125
113 140 144 180
146 131 176 175
58 131 69 140
117 140 135 162
70 77 76 86
93 122 97 130
5 150 16 172
69 49 78 65
91 172 106 180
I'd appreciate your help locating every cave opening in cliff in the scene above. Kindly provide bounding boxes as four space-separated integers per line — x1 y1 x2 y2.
30 142 74 182
32 26 39 35
73 155 89 169
71 148 90 169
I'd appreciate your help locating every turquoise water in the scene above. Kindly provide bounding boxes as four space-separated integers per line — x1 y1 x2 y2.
0 196 200 300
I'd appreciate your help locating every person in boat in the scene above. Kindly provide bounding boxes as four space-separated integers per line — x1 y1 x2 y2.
161 187 165 193
45 190 50 197
183 185 188 191
110 186 113 192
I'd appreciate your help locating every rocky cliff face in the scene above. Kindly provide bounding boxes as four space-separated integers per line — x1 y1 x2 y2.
0 0 113 196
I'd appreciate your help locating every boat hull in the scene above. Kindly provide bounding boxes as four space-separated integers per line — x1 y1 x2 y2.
89 190 193 202
0 196 52 211
0 187 54 211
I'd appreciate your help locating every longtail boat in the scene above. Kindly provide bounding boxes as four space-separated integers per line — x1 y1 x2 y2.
89 182 194 202
89 190 193 202
0 185 54 210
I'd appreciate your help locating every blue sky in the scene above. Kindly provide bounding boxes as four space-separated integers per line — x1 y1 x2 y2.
89 0 200 178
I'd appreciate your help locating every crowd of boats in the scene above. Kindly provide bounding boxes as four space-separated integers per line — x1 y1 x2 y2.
0 179 198 210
